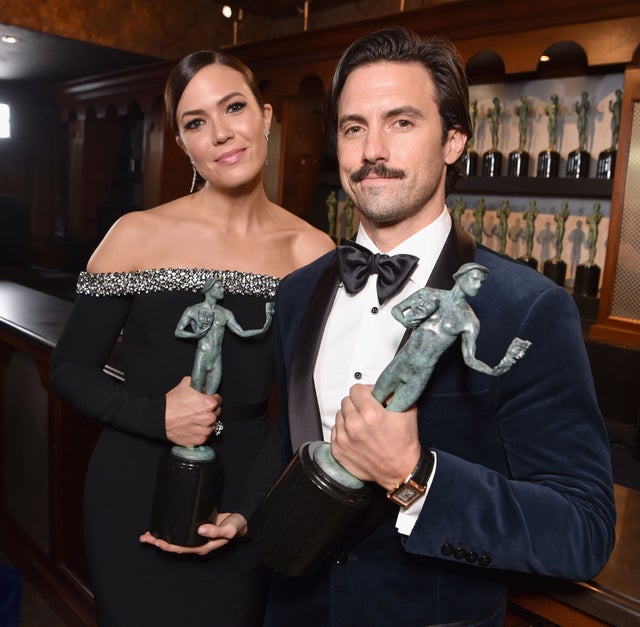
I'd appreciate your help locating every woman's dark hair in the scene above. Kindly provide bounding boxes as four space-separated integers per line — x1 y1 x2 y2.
164 50 265 136
323 27 471 195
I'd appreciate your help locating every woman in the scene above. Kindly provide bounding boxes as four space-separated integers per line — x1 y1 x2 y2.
50 51 333 626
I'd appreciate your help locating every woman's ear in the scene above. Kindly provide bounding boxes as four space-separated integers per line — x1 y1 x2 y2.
263 104 273 132
175 135 189 158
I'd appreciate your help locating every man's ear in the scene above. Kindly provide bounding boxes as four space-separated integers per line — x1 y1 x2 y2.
445 128 467 165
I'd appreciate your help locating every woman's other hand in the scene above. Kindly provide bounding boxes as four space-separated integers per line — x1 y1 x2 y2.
139 512 248 556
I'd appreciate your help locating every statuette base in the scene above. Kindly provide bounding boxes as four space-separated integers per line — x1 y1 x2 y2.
249 441 372 576
149 447 223 547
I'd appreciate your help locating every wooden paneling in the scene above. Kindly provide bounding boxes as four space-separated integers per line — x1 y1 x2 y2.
278 95 325 216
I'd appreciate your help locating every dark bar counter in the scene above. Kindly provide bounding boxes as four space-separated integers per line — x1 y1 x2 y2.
1 280 639 626
0 280 73 349
0 280 101 626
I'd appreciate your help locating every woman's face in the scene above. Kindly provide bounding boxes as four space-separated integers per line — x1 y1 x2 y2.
176 64 272 192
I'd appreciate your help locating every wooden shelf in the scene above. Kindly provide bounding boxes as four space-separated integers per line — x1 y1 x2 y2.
457 176 613 199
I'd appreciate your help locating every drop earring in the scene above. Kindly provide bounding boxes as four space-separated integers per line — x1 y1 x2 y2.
190 161 198 194
264 130 270 166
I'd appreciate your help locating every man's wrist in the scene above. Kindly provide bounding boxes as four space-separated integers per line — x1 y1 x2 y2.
386 449 435 508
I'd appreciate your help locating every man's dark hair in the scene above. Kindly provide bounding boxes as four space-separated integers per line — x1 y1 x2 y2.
324 26 471 195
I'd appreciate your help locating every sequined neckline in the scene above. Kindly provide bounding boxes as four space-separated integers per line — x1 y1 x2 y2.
77 268 279 298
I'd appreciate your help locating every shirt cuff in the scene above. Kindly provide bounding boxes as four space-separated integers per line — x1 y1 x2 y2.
395 451 438 536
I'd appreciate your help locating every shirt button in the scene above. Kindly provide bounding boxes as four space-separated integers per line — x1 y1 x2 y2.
371 306 379 314
354 372 362 380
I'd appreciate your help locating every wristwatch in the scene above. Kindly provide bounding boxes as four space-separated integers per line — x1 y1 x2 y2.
386 450 435 507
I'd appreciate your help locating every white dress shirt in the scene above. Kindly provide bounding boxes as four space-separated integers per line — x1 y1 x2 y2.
313 206 451 536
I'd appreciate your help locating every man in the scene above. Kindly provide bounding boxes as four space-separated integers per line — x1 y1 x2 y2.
257 27 615 626
153 27 616 626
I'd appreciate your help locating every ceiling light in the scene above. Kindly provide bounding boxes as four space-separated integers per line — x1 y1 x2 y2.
222 5 232 18
1 35 18 44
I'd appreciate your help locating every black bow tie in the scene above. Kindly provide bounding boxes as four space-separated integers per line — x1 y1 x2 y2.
336 241 419 305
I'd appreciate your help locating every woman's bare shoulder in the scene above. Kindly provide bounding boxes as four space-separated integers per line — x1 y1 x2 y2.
86 199 184 273
270 204 335 268
293 221 335 266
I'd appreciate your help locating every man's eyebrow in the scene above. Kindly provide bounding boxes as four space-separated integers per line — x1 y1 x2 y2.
386 105 425 119
338 113 367 128
338 105 426 128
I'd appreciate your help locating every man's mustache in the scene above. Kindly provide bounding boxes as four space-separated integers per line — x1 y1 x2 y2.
350 163 406 183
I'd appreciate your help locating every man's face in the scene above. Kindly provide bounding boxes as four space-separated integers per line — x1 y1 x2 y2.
336 61 465 230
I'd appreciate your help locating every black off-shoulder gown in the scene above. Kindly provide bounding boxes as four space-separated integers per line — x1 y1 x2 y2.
50 269 277 627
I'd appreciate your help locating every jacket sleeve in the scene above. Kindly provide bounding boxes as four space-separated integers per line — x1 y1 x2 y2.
404 284 616 581
49 294 167 440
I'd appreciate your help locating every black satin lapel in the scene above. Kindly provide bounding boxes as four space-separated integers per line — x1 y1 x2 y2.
427 220 476 289
398 221 476 349
288 255 340 451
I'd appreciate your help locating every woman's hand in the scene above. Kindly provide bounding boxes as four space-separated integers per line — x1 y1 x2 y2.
139 513 248 556
165 376 222 447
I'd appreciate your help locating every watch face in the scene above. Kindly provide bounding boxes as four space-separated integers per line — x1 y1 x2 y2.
394 485 420 505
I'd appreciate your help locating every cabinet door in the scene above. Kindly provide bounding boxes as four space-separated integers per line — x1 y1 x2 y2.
591 66 640 348
278 94 324 218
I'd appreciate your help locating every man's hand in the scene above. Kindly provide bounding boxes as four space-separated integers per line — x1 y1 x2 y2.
139 512 247 556
165 376 222 447
331 384 421 491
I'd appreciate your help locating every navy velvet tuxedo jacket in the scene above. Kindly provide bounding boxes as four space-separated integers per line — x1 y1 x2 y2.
258 223 616 627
